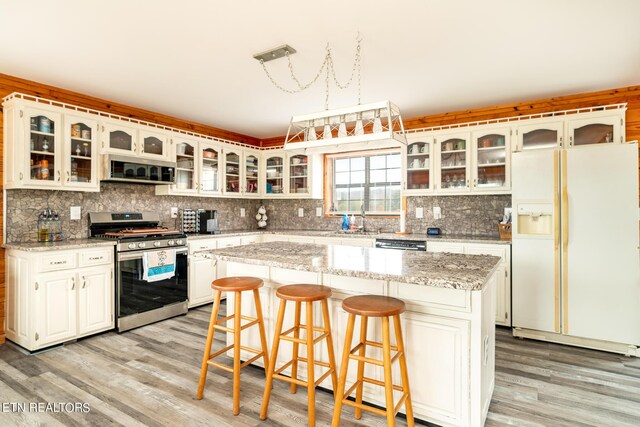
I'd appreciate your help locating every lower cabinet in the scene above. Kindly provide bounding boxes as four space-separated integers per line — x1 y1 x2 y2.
427 241 511 326
6 247 114 351
188 255 218 308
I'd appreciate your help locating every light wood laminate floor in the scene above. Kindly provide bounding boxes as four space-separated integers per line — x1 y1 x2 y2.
0 303 639 426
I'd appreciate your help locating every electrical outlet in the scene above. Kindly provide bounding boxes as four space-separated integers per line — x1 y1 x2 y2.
416 207 424 219
433 206 442 220
240 208 246 217
170 207 178 219
316 207 322 217
298 208 304 217
70 206 81 220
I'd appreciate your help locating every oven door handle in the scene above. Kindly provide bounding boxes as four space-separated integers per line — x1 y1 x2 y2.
118 247 188 261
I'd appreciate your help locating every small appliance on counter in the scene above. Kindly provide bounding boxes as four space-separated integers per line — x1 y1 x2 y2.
197 209 220 234
179 209 197 233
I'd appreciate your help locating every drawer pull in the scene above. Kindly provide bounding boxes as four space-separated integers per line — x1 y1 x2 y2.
51 260 67 265
88 256 103 261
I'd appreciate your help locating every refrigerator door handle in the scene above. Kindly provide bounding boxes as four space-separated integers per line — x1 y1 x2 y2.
561 149 569 334
553 149 561 333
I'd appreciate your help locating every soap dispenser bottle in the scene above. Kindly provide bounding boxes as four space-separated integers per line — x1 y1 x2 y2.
342 214 349 231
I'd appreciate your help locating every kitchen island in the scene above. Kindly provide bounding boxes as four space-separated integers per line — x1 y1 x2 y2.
202 242 500 427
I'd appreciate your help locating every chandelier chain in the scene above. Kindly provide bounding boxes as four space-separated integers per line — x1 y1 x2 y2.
259 35 362 108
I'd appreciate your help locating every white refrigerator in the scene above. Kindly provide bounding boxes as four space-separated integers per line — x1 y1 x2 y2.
512 142 640 351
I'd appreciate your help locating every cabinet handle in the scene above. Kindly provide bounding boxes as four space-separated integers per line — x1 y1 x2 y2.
88 256 102 261
57 170 61 182
82 276 86 288
133 143 137 151
19 172 23 180
466 179 470 188
66 170 70 182
473 178 477 187
71 277 75 290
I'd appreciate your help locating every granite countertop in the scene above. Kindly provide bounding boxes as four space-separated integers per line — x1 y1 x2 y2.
4 239 117 252
202 241 501 291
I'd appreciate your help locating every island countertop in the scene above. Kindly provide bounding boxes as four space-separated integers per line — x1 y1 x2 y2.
202 241 500 291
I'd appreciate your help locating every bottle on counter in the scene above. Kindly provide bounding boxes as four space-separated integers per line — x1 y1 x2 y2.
341 214 349 231
349 214 356 231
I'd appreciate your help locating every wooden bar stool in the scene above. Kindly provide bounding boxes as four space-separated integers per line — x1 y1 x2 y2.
196 276 269 416
260 284 338 426
332 295 414 427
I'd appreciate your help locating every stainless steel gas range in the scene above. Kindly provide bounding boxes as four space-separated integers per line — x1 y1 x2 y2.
89 212 188 332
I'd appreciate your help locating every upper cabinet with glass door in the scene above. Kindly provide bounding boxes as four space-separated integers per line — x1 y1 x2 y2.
567 113 624 147
24 107 62 188
513 121 563 151
436 132 470 192
289 154 310 196
173 139 198 194
244 153 260 196
471 128 510 192
264 152 285 196
403 134 434 194
200 143 221 195
139 127 170 160
223 149 242 194
64 114 99 191
101 120 137 155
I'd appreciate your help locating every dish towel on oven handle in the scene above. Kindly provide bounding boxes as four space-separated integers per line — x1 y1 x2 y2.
143 249 176 282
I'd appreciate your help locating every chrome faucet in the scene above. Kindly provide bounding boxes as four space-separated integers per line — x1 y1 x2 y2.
360 204 366 232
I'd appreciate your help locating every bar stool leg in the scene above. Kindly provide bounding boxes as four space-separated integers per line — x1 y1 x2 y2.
253 289 270 375
354 315 368 419
321 299 339 391
260 299 287 420
382 316 396 427
331 312 356 427
394 315 415 427
306 301 316 427
232 291 242 415
196 290 222 400
290 301 302 394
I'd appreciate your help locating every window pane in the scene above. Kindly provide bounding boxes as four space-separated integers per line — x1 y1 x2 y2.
349 187 364 201
370 186 385 200
370 169 386 183
369 199 385 212
336 158 350 172
387 154 401 168
350 171 365 184
336 172 350 185
350 157 365 170
349 200 363 211
335 200 348 211
335 188 348 201
370 155 386 169
387 169 401 183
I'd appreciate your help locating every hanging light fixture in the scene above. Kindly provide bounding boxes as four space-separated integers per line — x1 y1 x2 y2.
255 35 407 153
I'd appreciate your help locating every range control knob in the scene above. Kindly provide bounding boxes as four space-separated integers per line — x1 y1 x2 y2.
128 243 137 250
153 241 161 247
167 240 175 246
138 242 146 249
176 239 184 245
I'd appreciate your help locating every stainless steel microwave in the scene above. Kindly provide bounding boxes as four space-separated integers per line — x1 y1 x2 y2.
102 155 176 184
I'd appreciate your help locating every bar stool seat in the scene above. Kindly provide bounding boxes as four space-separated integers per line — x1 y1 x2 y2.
261 284 338 427
341 295 406 317
332 295 414 427
196 276 269 416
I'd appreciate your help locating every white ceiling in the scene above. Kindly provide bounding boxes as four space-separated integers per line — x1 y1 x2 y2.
2 1 640 139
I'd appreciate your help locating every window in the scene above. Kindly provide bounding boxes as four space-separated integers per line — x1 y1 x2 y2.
326 150 401 214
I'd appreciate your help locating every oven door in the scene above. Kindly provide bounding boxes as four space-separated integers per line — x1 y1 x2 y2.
116 247 188 321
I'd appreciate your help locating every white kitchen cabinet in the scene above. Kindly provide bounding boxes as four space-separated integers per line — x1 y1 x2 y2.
403 133 434 194
427 241 511 326
264 152 286 196
35 270 77 347
5 246 115 351
566 114 624 147
223 148 242 195
471 128 510 192
188 255 217 308
101 120 138 155
435 131 471 193
64 114 100 191
288 154 310 197
244 152 260 196
77 265 113 337
139 127 170 160
513 121 564 152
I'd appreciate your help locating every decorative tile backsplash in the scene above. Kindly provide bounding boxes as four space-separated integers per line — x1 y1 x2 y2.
5 183 511 242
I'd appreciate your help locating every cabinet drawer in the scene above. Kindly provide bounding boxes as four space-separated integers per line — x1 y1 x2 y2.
464 244 508 263
79 248 113 267
427 242 465 254
39 252 77 272
271 267 320 285
394 282 470 311
323 274 385 295
189 239 217 254
216 238 241 248
240 235 259 245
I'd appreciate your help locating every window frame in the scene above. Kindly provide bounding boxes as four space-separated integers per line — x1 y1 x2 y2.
324 148 402 217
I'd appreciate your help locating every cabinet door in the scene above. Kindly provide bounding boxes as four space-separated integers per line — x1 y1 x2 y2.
288 154 310 196
173 139 198 194
35 271 77 347
102 121 137 155
471 128 510 192
436 132 470 192
404 137 433 194
188 256 216 308
139 128 169 159
244 153 260 195
514 121 563 151
464 244 510 325
427 242 465 254
24 106 63 188
77 266 113 336
223 150 242 194
64 114 99 191
567 115 623 147
200 144 221 194
264 154 285 195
